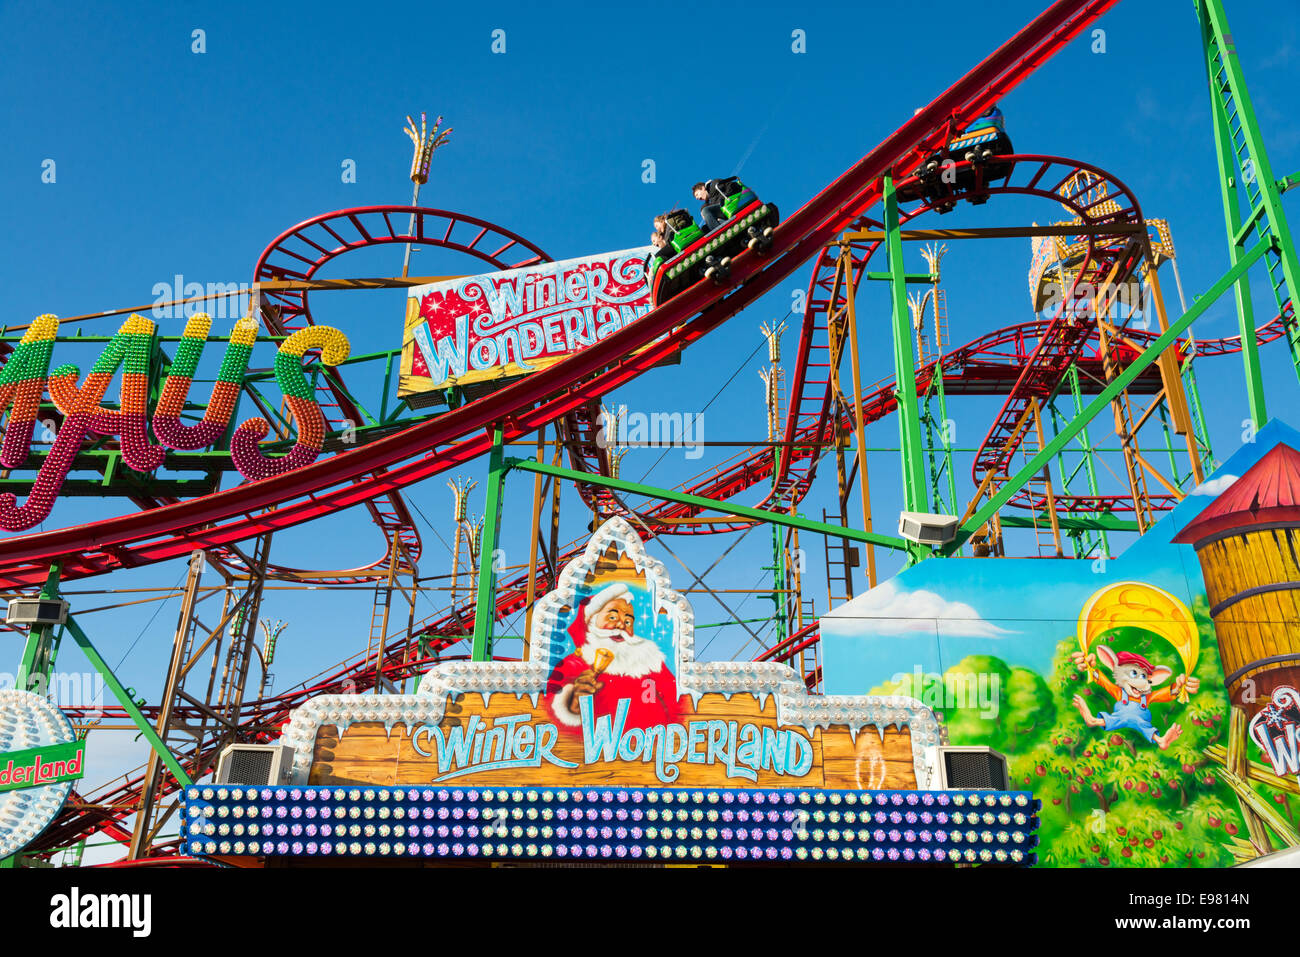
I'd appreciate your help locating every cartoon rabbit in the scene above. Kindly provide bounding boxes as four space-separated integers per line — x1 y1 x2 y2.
1071 645 1200 750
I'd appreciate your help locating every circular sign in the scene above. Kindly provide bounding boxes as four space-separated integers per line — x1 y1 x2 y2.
0 689 77 860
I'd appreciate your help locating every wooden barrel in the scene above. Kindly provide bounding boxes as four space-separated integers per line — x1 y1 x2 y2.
1188 526 1300 715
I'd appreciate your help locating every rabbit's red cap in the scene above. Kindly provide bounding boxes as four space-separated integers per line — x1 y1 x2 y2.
1115 651 1156 675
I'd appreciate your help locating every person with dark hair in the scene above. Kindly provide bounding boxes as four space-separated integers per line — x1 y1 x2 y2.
693 180 728 232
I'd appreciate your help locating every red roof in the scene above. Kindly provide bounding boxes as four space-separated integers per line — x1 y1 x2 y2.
1174 442 1300 544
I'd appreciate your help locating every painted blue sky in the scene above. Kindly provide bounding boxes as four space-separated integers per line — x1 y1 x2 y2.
822 420 1300 690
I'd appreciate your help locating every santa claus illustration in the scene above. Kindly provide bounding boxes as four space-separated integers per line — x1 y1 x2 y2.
545 582 679 732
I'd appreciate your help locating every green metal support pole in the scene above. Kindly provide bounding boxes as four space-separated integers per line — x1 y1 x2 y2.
1000 514 1139 534
1183 355 1217 470
1066 364 1109 557
15 564 62 693
62 613 192 787
934 363 959 523
2 565 64 869
505 457 912 552
768 472 788 646
471 429 507 662
946 238 1272 554
1199 3 1266 424
1198 0 1300 408
883 176 928 556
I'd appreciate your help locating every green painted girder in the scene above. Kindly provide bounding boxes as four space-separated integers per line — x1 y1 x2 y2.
864 271 937 284
471 430 507 662
1000 514 1139 533
882 176 928 563
1198 0 1300 411
504 457 912 552
63 613 192 788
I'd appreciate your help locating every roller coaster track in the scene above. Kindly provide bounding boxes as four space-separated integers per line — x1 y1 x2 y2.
567 160 1292 528
773 154 1145 517
0 1 1124 595
18 0 1146 853
251 207 557 580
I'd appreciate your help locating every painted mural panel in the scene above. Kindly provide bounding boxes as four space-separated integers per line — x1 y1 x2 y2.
821 421 1300 867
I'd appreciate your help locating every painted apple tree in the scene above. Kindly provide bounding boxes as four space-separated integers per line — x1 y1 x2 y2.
872 598 1253 867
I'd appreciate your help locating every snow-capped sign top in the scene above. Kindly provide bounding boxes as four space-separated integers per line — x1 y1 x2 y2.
279 518 943 790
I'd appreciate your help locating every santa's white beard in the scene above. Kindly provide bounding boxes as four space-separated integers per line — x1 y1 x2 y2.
580 626 666 677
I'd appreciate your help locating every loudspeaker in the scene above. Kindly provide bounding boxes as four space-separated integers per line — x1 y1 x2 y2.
215 744 295 786
926 746 1009 790
5 598 70 627
897 511 959 546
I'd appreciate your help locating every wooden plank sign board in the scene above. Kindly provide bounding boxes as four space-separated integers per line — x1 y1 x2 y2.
309 692 917 789
282 517 943 791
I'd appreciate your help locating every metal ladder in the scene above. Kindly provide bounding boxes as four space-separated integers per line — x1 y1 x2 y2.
821 507 857 607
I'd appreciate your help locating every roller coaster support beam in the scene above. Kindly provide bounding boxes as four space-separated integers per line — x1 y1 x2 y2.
129 549 204 860
471 429 507 662
1000 514 1138 534
837 246 878 587
882 175 928 561
14 564 64 694
3 565 65 867
62 612 192 790
504 458 911 552
522 427 549 661
945 237 1273 555
846 223 1146 242
1198 0 1300 422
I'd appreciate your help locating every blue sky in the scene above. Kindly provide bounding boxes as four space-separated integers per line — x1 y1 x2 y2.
4 0 1300 859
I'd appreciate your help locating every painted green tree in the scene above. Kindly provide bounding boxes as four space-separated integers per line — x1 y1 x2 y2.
869 654 1052 755
1011 601 1241 868
872 597 1253 867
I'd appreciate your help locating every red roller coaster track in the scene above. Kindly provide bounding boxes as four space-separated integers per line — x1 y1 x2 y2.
0 0 1119 594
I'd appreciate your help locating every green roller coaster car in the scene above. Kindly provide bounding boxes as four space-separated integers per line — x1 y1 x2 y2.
646 180 779 307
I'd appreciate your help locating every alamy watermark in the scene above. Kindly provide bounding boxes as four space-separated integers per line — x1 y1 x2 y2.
1 671 105 716
151 274 252 320
1038 278 1151 327
598 408 705 460
891 665 1000 719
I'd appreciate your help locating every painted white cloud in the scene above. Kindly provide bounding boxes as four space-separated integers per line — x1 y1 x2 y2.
845 580 1016 638
1191 474 1238 496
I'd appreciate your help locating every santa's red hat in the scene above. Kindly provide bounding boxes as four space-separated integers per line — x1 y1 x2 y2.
1115 651 1155 676
567 583 632 648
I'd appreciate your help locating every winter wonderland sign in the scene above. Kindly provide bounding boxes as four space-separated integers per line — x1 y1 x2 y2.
0 690 79 859
1249 686 1300 786
281 518 942 789
398 248 653 403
